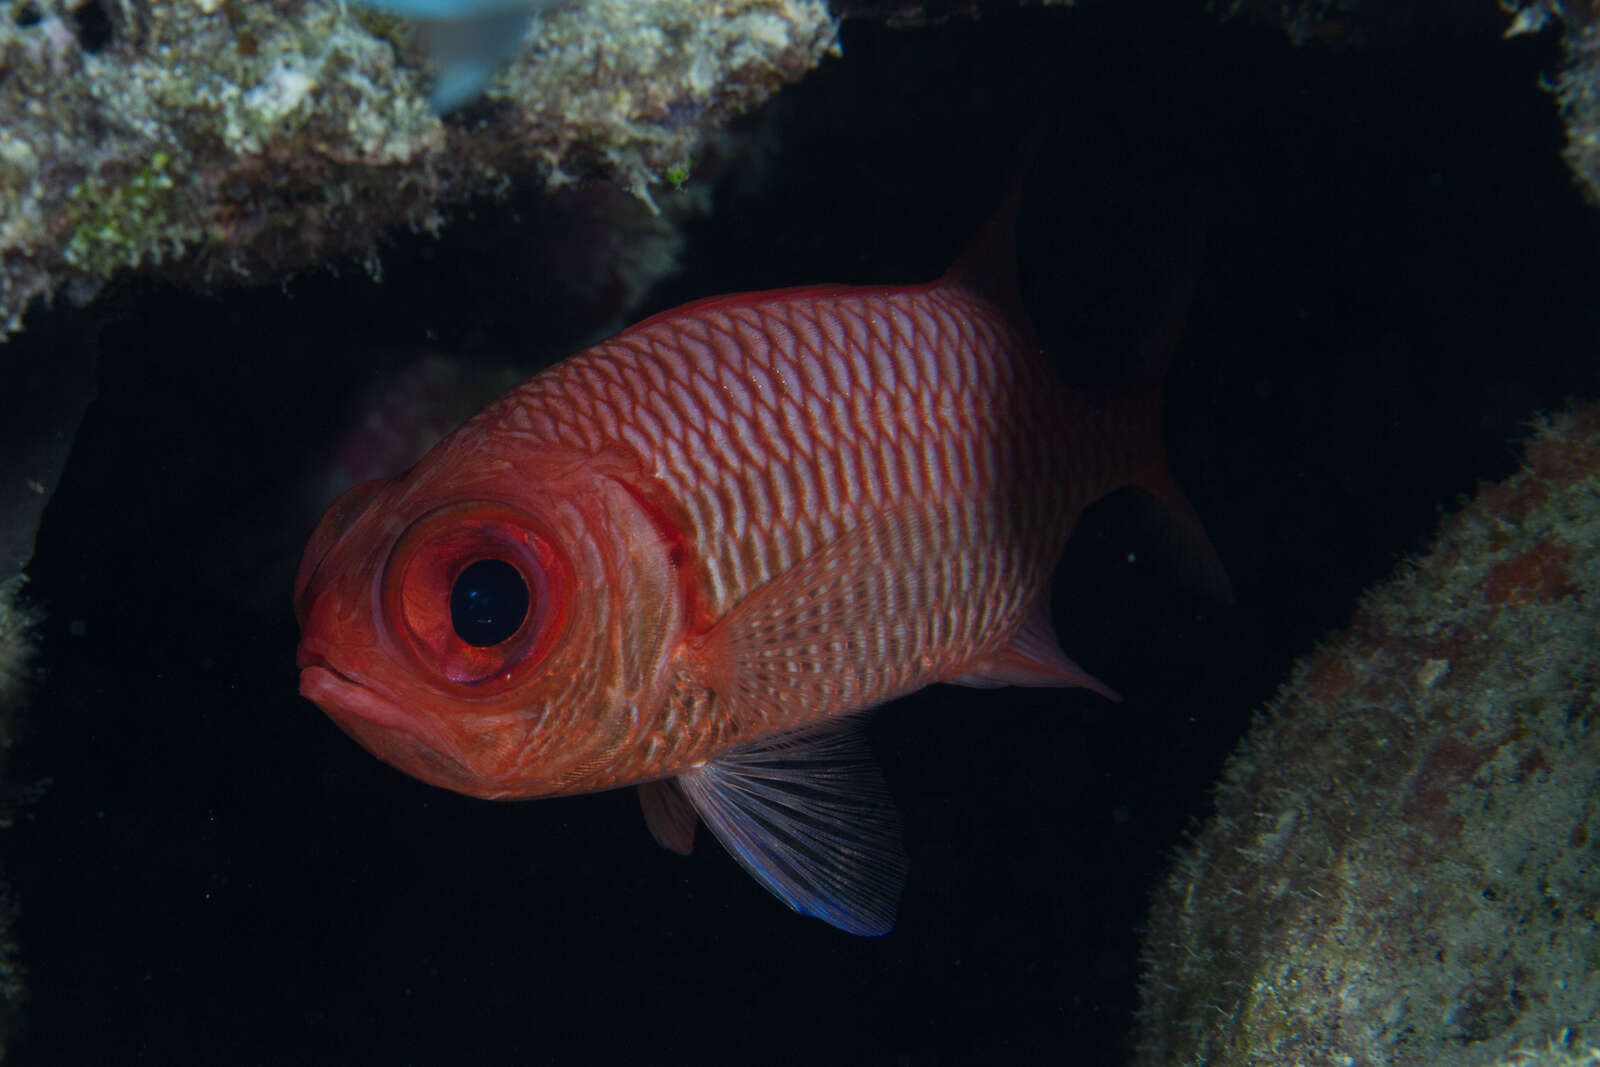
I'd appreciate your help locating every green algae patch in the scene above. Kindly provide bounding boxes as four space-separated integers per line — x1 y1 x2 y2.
663 159 692 188
61 153 191 279
0 0 837 342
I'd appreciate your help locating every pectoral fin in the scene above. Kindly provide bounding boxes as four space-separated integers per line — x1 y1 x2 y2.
675 721 907 936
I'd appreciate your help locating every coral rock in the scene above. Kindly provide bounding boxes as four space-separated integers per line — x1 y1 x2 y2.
0 0 838 340
1136 404 1600 1065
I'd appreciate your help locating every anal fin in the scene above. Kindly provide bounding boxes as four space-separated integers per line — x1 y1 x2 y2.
947 600 1121 702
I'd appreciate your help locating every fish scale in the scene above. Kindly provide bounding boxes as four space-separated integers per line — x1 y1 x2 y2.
484 285 1067 636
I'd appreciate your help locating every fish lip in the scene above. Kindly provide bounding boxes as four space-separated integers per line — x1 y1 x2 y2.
297 647 452 753
299 664 420 738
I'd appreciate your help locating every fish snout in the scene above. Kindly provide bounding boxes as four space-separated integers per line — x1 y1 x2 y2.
296 636 482 795
294 478 388 627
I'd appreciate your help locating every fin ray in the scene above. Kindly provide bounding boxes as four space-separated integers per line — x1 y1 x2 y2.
676 722 907 936
947 599 1121 701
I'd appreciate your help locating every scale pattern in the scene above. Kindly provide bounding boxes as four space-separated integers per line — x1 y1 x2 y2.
474 281 1096 775
488 283 1072 616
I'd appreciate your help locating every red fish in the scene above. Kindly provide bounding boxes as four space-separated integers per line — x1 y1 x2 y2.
294 183 1227 935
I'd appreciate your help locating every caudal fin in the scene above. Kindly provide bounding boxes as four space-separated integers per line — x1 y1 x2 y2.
947 134 1231 603
1118 441 1235 604
1093 185 1233 604
1092 318 1234 604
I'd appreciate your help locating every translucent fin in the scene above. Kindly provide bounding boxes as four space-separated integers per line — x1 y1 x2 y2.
1073 175 1233 606
638 779 697 856
947 600 1122 701
1128 467 1235 604
676 722 907 936
937 121 1045 329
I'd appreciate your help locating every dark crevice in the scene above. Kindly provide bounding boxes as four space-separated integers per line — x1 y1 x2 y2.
72 0 113 52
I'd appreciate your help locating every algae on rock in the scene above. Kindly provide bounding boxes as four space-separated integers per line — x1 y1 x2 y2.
0 0 839 341
1136 405 1600 1065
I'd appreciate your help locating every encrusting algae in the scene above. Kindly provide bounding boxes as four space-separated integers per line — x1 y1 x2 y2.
0 0 838 341
1137 404 1600 1065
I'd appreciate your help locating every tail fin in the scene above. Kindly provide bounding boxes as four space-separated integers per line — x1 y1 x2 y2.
1115 413 1235 604
1094 188 1233 604
947 133 1232 603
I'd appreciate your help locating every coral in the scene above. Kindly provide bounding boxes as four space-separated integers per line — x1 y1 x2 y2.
0 0 838 340
1135 405 1600 1066
1490 1044 1600 1067
492 0 836 201
1560 21 1600 207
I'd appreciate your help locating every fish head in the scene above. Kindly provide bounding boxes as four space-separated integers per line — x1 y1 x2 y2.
293 435 685 799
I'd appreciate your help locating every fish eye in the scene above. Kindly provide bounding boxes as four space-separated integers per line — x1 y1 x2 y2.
450 558 530 647
381 502 569 691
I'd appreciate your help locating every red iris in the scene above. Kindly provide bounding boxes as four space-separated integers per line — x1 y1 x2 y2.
382 502 570 692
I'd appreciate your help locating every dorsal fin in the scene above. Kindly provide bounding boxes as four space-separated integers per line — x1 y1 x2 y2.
937 126 1045 327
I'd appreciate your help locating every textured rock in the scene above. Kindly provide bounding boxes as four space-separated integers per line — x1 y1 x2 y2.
1137 405 1600 1066
1561 23 1600 207
0 0 837 340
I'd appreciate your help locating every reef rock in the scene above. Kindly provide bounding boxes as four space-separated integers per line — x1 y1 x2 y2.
0 0 837 340
1137 405 1600 1065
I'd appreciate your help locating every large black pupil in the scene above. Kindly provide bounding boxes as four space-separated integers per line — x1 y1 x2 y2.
450 559 530 647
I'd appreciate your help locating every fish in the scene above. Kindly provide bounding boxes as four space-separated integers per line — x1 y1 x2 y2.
293 174 1229 935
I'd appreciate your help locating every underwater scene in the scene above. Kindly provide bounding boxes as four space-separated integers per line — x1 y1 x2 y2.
1 0 1597 1063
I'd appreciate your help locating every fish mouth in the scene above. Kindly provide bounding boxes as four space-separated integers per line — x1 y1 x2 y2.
296 643 483 795
296 646 449 752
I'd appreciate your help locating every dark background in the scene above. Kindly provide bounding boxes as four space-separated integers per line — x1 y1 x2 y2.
9 1 1600 1063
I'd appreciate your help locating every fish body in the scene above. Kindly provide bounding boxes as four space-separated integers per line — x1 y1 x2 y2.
294 195 1223 934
